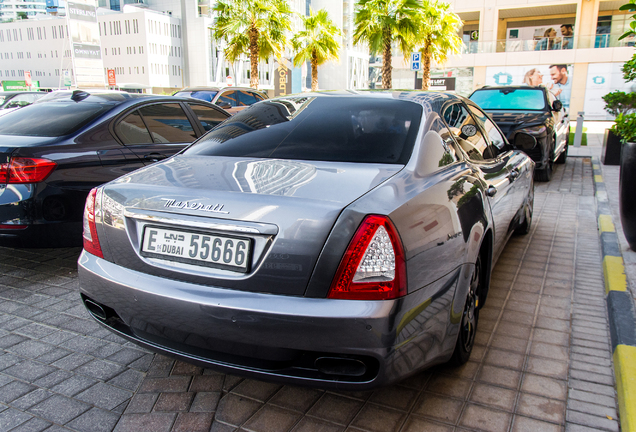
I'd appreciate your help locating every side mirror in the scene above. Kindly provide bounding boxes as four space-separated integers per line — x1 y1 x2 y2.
514 132 537 151
552 100 563 111
215 101 231 110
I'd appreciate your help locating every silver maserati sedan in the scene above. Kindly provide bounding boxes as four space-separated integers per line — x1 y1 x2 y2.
78 91 535 389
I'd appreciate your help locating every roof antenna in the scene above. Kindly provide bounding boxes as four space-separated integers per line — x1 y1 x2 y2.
71 90 90 102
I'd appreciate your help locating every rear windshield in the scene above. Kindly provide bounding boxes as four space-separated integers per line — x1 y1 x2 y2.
185 97 423 164
174 91 218 103
0 102 111 136
470 88 547 111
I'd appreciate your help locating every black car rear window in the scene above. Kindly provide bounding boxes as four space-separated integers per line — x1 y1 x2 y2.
0 102 111 136
185 97 422 164
470 88 547 111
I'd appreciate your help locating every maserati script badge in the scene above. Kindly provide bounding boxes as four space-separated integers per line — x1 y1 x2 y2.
161 198 229 214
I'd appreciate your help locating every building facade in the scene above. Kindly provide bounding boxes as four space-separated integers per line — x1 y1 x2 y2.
0 0 48 21
389 0 634 119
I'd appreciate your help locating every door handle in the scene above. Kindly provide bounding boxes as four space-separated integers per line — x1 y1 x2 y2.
144 153 167 162
486 186 497 197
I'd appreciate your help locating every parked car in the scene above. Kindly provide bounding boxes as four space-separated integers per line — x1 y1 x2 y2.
0 90 230 246
78 91 535 389
0 91 45 116
173 86 267 115
469 85 568 181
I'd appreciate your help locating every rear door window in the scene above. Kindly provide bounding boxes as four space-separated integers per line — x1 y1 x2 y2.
116 110 153 144
185 97 422 164
187 103 229 132
138 103 196 143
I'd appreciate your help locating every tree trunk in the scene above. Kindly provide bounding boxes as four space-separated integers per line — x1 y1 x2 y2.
382 27 392 89
249 27 259 89
311 50 319 91
421 41 432 90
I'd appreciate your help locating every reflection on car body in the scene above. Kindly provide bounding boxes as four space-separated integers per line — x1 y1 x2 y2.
79 91 535 390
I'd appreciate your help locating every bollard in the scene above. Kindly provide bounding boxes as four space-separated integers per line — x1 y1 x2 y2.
574 111 584 148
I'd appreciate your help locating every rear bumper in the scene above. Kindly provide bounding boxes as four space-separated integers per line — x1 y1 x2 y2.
78 251 462 389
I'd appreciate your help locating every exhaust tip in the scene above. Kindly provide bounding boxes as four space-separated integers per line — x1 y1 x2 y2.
315 357 367 377
84 298 107 321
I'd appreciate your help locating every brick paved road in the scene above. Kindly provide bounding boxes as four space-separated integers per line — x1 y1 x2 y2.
0 158 619 432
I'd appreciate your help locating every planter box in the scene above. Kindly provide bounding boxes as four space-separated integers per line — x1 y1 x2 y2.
620 142 636 250
602 129 622 165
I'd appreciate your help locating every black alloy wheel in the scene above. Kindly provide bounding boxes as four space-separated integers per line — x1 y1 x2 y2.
556 138 568 164
450 255 481 365
515 182 534 235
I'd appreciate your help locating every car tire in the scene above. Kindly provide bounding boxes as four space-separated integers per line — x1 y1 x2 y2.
556 138 568 164
515 188 534 235
535 145 554 182
449 255 481 366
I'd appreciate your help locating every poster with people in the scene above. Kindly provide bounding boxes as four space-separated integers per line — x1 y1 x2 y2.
506 24 574 51
485 65 573 111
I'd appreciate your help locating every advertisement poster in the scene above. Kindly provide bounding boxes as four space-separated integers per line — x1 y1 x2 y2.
67 0 105 87
584 63 634 120
485 65 573 111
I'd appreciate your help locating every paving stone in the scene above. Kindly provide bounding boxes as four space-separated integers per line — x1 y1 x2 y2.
11 388 54 410
172 412 214 432
568 379 616 397
106 348 146 366
124 393 159 414
50 374 98 397
469 383 517 411
0 353 21 371
66 407 120 432
0 333 28 349
28 394 91 424
35 347 72 365
305 393 364 426
567 389 617 408
0 380 36 403
8 340 57 359
512 415 562 432
139 376 191 393
566 410 619 432
8 416 52 432
189 374 224 393
0 407 32 431
153 392 193 412
190 392 221 413
75 359 125 381
51 353 92 371
516 393 565 423
214 393 262 427
243 404 303 432
75 382 133 410
567 398 618 419
105 367 145 392
113 413 176 432
231 379 281 402
459 403 512 432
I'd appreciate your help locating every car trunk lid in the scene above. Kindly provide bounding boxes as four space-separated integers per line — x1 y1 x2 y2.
98 155 403 296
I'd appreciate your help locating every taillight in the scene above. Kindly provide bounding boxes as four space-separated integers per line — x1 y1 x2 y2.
328 215 406 300
0 157 57 184
83 187 103 258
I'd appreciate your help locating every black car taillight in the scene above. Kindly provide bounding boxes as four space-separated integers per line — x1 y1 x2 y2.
328 215 407 300
0 157 57 184
83 187 103 258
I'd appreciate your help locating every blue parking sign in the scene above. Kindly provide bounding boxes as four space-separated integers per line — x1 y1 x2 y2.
410 52 421 71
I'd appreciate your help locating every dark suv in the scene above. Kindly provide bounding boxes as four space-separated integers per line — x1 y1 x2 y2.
469 86 569 181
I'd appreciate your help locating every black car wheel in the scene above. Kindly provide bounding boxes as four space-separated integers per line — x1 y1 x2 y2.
535 143 554 182
515 182 534 235
450 255 481 365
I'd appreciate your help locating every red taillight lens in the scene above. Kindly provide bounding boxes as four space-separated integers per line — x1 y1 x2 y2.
328 215 407 300
83 188 103 258
0 157 57 184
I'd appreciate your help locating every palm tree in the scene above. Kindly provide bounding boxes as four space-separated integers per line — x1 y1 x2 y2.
417 0 463 90
212 0 293 89
292 9 342 91
353 0 422 89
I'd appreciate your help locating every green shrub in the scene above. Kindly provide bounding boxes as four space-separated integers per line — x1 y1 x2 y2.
612 113 636 143
603 91 636 116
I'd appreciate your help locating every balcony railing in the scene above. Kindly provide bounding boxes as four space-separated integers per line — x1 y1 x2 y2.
461 33 635 54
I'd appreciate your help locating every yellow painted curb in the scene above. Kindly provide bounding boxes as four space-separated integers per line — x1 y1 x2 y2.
603 256 628 294
595 174 604 183
599 215 616 233
614 345 636 432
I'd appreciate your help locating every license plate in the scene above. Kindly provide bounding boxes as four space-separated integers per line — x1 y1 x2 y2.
141 226 251 272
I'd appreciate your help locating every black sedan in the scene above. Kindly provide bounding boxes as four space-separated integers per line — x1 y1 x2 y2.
79 91 535 389
0 90 230 246
469 86 569 181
